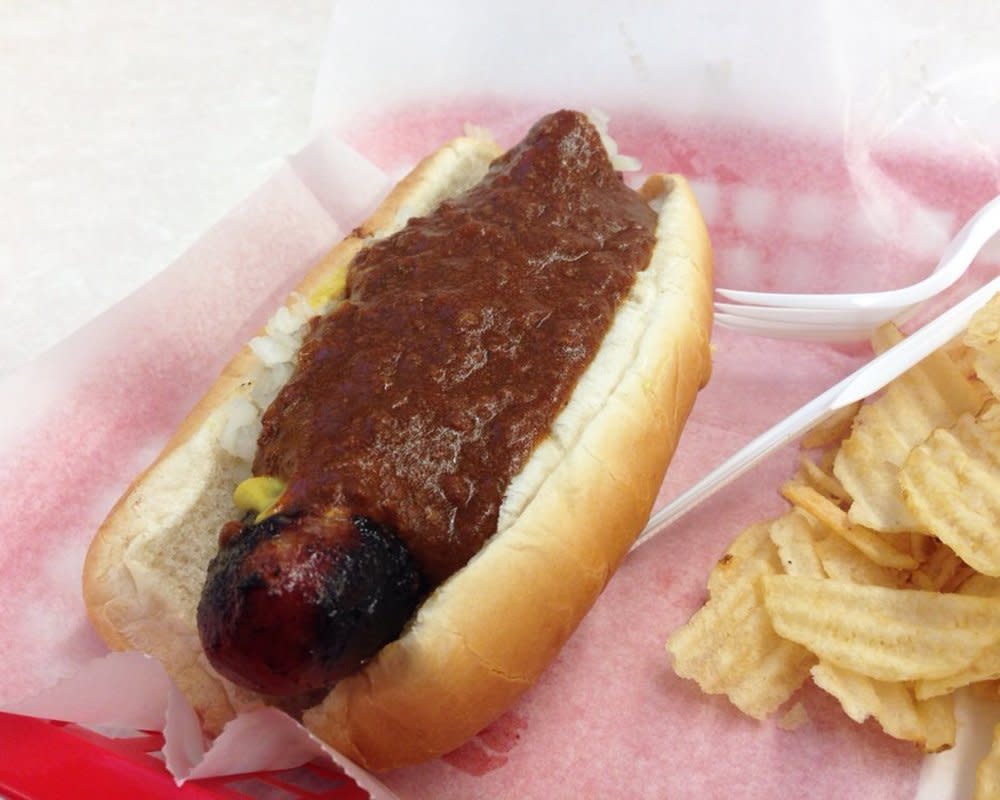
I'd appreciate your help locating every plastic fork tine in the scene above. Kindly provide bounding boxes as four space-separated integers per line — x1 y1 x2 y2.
713 302 913 326
713 313 879 343
715 285 926 311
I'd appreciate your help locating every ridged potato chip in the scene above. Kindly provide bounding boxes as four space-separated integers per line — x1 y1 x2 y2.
762 575 1000 682
915 568 1000 699
959 574 1000 598
813 535 904 589
976 723 1000 800
781 482 918 570
971 681 1000 701
811 661 955 752
901 405 1000 577
907 532 935 564
795 454 851 507
668 522 814 719
973 352 1000 401
665 296 1000 786
707 521 780 597
915 645 1000 701
870 322 905 355
967 294 1000 401
944 331 983 381
907 539 973 593
966 295 1000 351
800 402 862 450
833 326 982 532
768 510 826 579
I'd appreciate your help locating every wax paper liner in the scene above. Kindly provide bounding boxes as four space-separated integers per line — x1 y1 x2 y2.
0 130 398 793
4 1 1000 798
2 652 398 798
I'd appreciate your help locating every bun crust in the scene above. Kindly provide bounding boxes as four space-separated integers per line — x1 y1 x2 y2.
83 125 712 769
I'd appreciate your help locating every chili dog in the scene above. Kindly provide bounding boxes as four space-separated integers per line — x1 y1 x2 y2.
83 110 714 771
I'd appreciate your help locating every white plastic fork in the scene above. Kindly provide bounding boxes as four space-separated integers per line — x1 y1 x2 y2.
631 268 1000 551
713 193 1000 342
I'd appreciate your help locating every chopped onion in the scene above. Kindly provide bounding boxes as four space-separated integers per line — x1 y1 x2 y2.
587 108 642 173
219 397 263 463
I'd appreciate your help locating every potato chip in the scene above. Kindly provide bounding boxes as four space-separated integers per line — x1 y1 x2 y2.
907 563 971 594
966 293 1000 401
901 405 1000 577
707 521 781 597
907 531 940 564
833 326 982 532
908 532 935 564
762 575 1000 682
870 322 904 354
817 442 839 474
667 527 813 719
959 573 1000 598
943 331 980 376
811 661 955 752
664 300 1000 776
795 454 851 507
954 365 992 414
800 402 862 450
781 482 918 570
918 689 961 753
943 322 993 386
914 570 1000 698
915 645 1000 700
768 510 826 579
974 351 1000 401
966 294 1000 353
908 540 968 592
950 308 999 405
970 680 1000 701
943 564 982 594
975 723 1000 800
813 535 904 589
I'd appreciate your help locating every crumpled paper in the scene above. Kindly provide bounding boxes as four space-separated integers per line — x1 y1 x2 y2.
0 130 396 793
3 651 397 797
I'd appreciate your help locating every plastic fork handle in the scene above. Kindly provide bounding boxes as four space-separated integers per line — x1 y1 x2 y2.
713 313 888 344
632 270 1000 551
630 377 849 550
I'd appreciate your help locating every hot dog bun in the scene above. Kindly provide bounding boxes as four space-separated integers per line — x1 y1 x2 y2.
83 115 713 771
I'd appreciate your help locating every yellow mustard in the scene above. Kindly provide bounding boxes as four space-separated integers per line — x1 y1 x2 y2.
307 262 349 310
233 476 287 522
